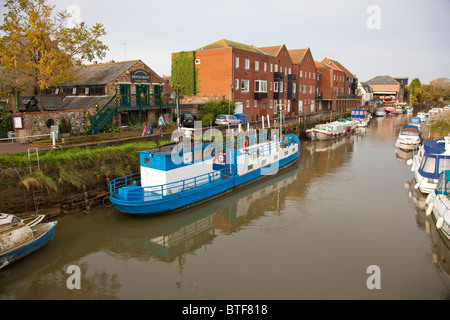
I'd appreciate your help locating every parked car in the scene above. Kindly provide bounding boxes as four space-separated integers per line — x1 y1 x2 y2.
214 114 242 126
173 112 195 128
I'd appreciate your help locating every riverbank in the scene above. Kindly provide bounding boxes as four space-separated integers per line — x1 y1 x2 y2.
0 139 174 219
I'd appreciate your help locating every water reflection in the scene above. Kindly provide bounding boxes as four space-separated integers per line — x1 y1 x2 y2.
406 177 450 298
3 114 448 299
111 166 299 267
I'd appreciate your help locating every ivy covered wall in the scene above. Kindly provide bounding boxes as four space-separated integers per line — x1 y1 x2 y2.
171 51 198 96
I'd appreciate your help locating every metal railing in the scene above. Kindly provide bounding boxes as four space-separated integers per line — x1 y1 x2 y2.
110 167 235 203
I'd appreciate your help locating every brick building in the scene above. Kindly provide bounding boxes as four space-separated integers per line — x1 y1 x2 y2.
177 39 299 122
173 39 360 121
365 75 404 103
289 48 318 114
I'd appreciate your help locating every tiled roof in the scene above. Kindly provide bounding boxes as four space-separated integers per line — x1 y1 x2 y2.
325 59 356 78
64 60 139 86
197 39 268 55
288 49 308 64
365 75 400 85
315 61 335 71
258 45 285 57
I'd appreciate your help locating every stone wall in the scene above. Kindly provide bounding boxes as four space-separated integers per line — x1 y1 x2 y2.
14 109 88 139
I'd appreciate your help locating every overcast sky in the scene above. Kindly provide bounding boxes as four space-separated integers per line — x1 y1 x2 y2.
3 0 450 84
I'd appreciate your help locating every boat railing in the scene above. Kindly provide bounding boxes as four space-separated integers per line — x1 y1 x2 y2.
110 167 237 202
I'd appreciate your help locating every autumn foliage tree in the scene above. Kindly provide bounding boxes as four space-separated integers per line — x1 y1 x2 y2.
0 0 108 110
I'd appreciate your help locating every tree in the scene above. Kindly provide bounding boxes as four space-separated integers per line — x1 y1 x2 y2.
0 0 108 111
409 78 422 105
0 67 34 113
199 99 235 127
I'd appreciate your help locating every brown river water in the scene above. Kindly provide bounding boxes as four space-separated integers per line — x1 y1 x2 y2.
1 113 449 300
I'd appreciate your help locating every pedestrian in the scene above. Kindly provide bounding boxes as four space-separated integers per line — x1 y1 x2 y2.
158 114 165 133
142 122 147 136
146 122 153 135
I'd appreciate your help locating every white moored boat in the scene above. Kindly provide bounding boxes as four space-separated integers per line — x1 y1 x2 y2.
305 118 358 141
351 108 371 127
425 170 450 241
374 107 386 117
395 125 421 151
408 137 450 194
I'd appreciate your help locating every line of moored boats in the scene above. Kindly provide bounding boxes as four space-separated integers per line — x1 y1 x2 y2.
401 106 450 242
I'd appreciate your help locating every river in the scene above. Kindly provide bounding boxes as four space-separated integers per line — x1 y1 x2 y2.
1 113 449 300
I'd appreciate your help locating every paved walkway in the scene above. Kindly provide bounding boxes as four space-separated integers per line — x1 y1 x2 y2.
0 142 53 155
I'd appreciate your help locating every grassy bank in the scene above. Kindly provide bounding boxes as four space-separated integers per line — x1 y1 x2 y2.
0 140 173 216
430 112 450 139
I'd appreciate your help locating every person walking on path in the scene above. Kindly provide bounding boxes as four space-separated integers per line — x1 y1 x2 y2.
146 122 153 135
158 115 165 133
142 122 148 136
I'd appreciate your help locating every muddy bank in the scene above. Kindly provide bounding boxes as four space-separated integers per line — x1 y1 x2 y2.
0 153 140 220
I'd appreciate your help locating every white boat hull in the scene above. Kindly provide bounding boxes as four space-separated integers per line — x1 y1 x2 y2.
428 193 450 241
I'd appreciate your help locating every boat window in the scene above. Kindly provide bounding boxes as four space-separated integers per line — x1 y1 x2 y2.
421 157 436 173
438 158 450 174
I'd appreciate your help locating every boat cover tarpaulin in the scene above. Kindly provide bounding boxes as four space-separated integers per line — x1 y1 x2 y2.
410 117 421 125
351 109 366 119
400 125 419 133
424 138 446 154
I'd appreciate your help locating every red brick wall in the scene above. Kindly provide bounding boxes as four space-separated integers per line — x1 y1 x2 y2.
195 48 233 98
296 49 317 115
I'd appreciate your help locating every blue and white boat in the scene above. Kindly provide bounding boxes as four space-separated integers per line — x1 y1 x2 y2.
110 130 300 215
425 170 450 241
351 108 371 127
409 116 422 130
395 125 421 151
409 137 450 194
0 220 57 270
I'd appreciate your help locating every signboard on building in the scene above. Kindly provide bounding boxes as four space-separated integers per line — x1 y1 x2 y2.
130 69 151 83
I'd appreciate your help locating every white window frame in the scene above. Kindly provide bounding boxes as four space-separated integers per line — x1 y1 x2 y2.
245 59 250 70
254 80 268 93
254 100 257 108
241 80 249 93
264 62 267 72
246 100 250 108
235 57 239 68
255 61 259 71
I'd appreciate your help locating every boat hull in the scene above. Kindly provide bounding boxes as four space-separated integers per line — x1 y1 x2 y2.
0 222 57 270
111 151 299 216
396 141 420 151
429 194 450 241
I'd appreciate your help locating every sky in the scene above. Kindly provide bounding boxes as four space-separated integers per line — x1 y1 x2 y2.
2 0 450 84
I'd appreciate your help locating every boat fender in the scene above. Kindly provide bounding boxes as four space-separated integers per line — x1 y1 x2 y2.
436 217 444 229
426 202 434 216
425 193 433 205
414 179 421 190
242 139 249 149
